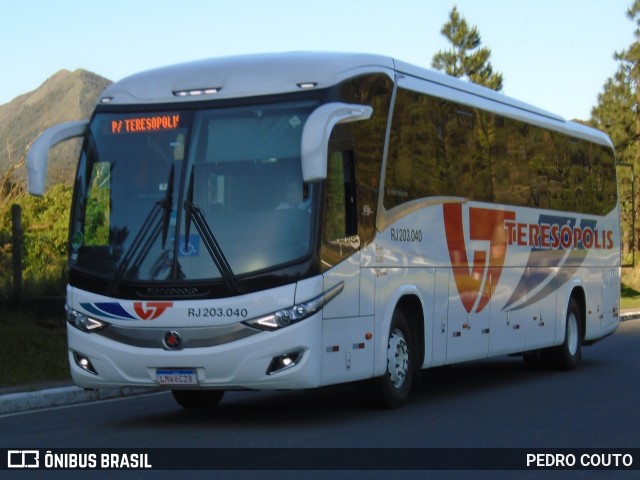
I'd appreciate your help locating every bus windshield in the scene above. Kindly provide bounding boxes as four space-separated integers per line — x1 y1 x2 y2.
69 100 318 290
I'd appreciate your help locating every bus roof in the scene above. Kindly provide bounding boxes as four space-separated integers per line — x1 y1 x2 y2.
99 51 612 149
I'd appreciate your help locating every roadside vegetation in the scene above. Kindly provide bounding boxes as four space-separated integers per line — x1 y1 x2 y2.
621 271 640 308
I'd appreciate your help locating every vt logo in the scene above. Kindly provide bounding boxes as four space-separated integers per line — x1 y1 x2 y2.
133 301 173 320
443 204 514 314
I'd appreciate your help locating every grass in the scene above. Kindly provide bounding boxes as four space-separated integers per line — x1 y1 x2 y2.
621 268 640 309
621 284 640 309
1 278 640 390
0 302 69 390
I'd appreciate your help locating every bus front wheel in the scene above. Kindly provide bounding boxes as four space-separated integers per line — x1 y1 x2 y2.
365 309 414 409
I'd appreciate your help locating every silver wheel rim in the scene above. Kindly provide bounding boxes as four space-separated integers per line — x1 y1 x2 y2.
566 311 579 356
387 328 409 389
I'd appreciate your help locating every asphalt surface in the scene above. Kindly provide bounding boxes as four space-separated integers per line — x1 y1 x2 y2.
2 309 639 416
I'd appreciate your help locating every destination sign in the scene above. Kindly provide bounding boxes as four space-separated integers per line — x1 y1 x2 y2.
111 114 180 134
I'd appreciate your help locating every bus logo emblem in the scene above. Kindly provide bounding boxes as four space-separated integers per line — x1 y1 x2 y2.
443 204 514 314
134 301 173 320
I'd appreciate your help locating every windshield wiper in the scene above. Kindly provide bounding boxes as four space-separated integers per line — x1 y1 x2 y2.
184 169 240 294
108 165 175 294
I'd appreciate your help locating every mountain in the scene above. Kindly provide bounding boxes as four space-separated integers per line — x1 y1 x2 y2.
0 69 111 188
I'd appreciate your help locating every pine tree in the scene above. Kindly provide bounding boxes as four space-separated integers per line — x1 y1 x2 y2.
431 6 503 91
591 66 638 163
610 0 640 155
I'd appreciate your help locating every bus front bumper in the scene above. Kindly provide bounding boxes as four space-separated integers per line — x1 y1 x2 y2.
66 313 323 391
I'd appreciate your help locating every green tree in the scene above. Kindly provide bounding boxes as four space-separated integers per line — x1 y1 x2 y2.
19 184 72 297
0 156 27 299
600 0 640 159
431 6 504 91
0 181 71 299
591 66 637 159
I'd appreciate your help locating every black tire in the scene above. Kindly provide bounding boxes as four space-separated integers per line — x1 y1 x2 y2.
171 389 225 410
365 309 414 409
546 298 582 370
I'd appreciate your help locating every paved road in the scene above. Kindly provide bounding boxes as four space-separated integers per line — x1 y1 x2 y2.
2 319 639 479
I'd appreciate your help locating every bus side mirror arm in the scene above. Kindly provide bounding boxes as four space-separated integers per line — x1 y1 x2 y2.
301 103 373 182
26 120 89 196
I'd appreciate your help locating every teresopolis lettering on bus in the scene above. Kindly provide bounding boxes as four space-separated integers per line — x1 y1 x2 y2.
111 115 180 134
502 218 614 250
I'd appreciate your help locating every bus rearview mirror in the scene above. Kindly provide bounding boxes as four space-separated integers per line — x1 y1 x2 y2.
301 103 373 182
26 120 88 196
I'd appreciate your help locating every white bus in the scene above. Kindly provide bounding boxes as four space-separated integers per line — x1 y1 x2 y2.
27 52 620 409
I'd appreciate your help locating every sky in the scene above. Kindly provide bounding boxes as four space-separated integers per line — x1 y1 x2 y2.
0 0 636 120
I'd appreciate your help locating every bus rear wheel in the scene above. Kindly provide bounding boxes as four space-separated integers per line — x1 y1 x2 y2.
547 298 582 370
365 309 414 409
171 389 225 410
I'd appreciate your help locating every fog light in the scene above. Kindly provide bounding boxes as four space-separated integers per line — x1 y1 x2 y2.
73 352 98 375
267 350 303 375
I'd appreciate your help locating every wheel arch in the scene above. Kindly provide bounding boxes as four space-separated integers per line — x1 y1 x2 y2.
375 289 426 377
395 294 425 370
568 285 586 344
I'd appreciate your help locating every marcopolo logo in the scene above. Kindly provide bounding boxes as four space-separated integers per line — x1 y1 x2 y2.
443 203 615 315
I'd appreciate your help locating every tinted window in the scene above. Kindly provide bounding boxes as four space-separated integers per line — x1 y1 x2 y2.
384 87 616 215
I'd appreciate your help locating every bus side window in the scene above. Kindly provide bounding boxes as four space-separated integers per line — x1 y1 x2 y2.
321 150 359 271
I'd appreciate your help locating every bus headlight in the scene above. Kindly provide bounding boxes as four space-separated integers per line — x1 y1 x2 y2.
66 305 108 333
243 282 343 331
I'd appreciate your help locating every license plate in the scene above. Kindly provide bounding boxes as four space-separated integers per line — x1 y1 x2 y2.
155 368 198 386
